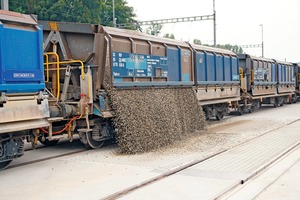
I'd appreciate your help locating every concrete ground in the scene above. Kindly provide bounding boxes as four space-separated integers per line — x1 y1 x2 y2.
0 103 300 200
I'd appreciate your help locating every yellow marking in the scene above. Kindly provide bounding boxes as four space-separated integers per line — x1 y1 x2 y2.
48 22 59 31
43 52 85 99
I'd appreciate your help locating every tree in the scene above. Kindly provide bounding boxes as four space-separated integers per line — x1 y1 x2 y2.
213 44 244 54
163 33 175 39
49 0 102 23
100 0 136 29
9 0 101 23
146 23 162 35
9 0 136 28
193 38 244 54
193 39 202 45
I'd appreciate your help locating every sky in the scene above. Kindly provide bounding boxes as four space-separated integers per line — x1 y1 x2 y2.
126 0 300 62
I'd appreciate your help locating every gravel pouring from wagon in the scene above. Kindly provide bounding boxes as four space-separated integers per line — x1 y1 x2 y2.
109 87 207 153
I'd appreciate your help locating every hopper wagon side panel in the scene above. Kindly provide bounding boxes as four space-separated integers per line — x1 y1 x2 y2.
192 44 240 103
101 27 194 88
276 60 295 94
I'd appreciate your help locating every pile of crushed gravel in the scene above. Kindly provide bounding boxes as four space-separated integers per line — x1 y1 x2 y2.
109 87 206 154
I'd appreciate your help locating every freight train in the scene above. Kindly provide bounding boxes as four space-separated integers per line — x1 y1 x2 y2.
0 10 299 169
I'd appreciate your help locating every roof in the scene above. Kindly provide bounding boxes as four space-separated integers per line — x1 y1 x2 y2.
0 10 37 25
101 26 190 48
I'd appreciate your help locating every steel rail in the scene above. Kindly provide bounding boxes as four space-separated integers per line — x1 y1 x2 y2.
102 118 299 200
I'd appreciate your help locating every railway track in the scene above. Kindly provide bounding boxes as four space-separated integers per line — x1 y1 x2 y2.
9 149 87 169
7 136 119 170
2 105 300 200
5 114 236 171
6 113 240 170
217 145 300 200
8 139 88 169
103 118 300 200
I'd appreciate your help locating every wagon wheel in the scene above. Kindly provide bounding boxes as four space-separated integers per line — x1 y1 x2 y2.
205 114 211 120
293 97 298 103
216 112 224 120
79 132 104 149
238 106 244 115
248 106 254 113
273 99 280 107
86 132 105 149
0 160 12 170
203 108 211 120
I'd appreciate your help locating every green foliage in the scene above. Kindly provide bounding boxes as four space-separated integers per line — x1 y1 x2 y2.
193 39 244 54
213 44 244 54
9 0 101 23
146 23 163 35
100 0 136 29
193 39 202 45
9 0 136 28
164 33 175 39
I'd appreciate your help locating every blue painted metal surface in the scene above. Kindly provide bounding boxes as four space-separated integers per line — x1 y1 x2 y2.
0 24 45 93
196 52 206 82
195 51 239 84
207 53 215 81
272 63 277 82
111 51 193 87
166 48 181 81
231 57 239 80
112 52 168 78
277 62 295 84
224 56 233 81
113 81 193 87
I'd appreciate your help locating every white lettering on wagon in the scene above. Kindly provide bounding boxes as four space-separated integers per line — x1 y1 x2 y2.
13 73 35 78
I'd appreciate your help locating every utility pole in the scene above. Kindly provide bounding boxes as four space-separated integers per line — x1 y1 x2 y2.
1 0 9 10
213 0 216 47
238 25 265 56
112 0 116 27
260 24 264 57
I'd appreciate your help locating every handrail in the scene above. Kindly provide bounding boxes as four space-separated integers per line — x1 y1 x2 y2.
43 52 60 99
43 52 85 100
87 70 91 99
239 67 243 79
44 54 49 82
239 67 246 92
